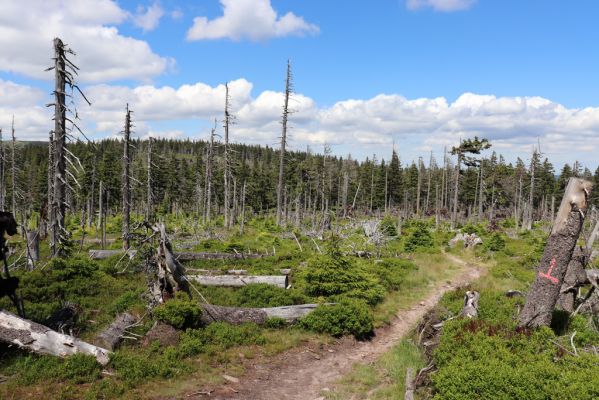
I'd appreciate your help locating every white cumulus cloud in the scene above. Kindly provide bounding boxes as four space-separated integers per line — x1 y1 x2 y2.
186 0 319 41
406 0 477 12
133 2 165 32
0 0 172 82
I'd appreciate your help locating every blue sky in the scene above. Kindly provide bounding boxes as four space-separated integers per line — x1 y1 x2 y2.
1 0 599 169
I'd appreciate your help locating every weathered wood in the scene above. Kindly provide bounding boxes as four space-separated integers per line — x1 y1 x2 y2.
0 310 110 365
200 303 322 325
519 178 593 327
95 312 137 350
186 268 248 275
88 249 262 261
460 291 480 318
405 367 415 400
26 230 40 269
557 247 587 312
175 252 262 261
188 275 288 288
88 249 136 259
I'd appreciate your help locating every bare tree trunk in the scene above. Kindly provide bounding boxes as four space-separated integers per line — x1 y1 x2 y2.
0 128 4 211
95 312 137 350
122 105 132 250
478 160 484 217
277 60 292 226
26 230 39 270
526 151 536 230
50 38 68 257
204 122 216 224
98 181 104 249
519 178 593 327
451 146 462 230
425 151 433 214
416 156 422 216
0 310 110 365
10 116 16 219
87 156 95 228
223 83 232 228
239 180 246 234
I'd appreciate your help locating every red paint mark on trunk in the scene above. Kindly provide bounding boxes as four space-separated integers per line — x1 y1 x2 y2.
539 257 559 284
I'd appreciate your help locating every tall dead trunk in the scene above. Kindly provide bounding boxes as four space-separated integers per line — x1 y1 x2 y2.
277 60 292 226
518 178 593 327
416 157 422 215
50 38 68 257
87 155 95 228
239 180 246 234
451 145 462 230
122 105 132 250
146 137 153 221
0 128 4 211
223 83 232 229
526 150 536 230
204 122 216 224
10 116 16 219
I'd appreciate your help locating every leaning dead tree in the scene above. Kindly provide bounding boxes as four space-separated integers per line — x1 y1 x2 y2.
48 38 90 257
277 60 293 226
122 105 132 250
519 178 593 327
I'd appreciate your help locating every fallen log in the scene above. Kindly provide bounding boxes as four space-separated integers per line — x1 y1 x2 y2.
89 249 137 260
200 303 323 325
95 312 137 350
88 250 263 261
186 268 248 275
519 178 593 328
188 275 288 288
0 310 110 365
175 252 263 261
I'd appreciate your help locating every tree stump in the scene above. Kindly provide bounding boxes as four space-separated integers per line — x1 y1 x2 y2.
519 178 593 328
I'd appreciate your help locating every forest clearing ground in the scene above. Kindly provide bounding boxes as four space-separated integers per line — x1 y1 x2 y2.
181 252 486 400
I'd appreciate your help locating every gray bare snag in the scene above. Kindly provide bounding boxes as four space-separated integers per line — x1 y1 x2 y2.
122 105 132 250
277 60 293 226
519 178 593 327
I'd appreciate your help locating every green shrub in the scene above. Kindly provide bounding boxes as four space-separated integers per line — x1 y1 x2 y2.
300 299 374 339
110 344 187 384
404 221 434 252
153 296 202 330
299 253 385 305
484 232 506 252
265 317 287 329
370 259 418 291
432 320 599 400
235 284 307 308
61 353 102 383
380 216 398 237
178 322 266 357
461 222 485 236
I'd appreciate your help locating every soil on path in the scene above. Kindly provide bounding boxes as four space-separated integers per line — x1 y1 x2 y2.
185 253 483 400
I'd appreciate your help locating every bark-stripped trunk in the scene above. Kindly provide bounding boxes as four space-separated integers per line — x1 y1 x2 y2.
0 310 110 365
223 83 232 229
204 124 215 224
519 178 593 327
122 105 132 250
146 137 153 221
10 116 16 218
200 304 324 326
188 275 288 288
451 147 462 230
277 60 292 226
95 312 137 350
50 38 68 257
0 128 4 211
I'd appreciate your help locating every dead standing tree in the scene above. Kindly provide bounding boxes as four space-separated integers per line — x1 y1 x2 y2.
223 83 234 229
519 178 593 327
203 120 216 224
277 60 293 226
122 105 132 250
47 38 90 257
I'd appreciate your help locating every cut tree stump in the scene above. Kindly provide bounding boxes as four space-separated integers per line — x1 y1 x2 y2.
519 178 593 328
200 303 323 326
188 275 288 288
0 310 110 365
95 312 137 350
460 291 480 318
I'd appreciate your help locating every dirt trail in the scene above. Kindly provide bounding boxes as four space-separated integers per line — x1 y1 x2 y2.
192 254 482 400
